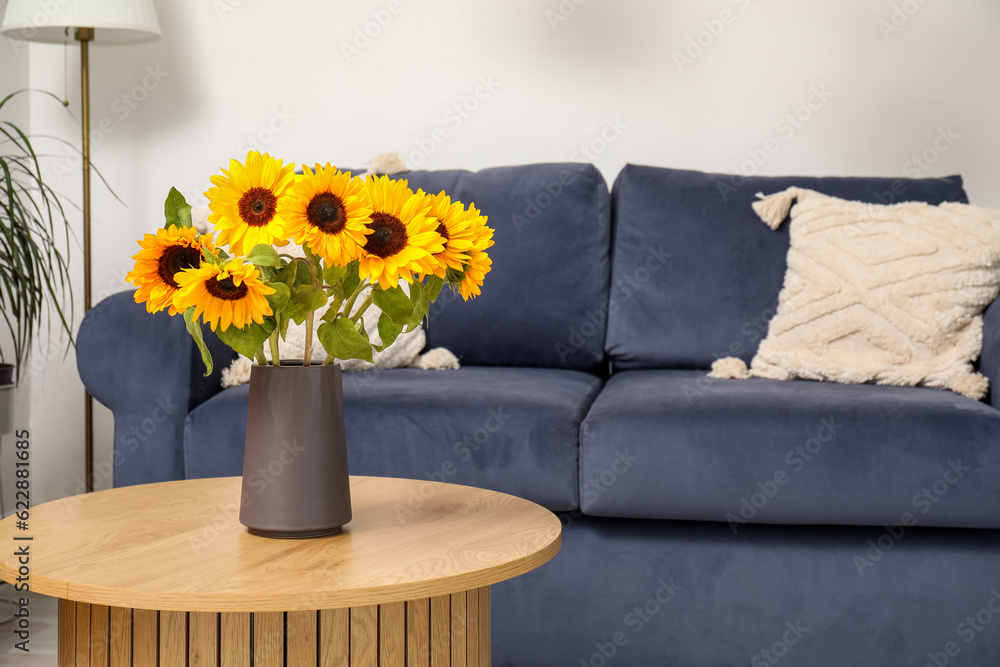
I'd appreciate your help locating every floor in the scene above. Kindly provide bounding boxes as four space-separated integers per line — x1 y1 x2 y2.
0 588 58 665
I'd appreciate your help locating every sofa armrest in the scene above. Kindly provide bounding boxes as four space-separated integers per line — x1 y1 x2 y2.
77 291 235 487
981 298 1000 410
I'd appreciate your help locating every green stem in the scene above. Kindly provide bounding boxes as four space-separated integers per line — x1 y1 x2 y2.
341 280 369 319
268 330 280 367
254 347 268 366
322 353 337 366
350 294 373 323
303 310 315 367
303 262 318 367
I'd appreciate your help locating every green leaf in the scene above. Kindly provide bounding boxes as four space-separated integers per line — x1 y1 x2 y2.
245 243 280 267
183 308 213 376
217 320 275 360
275 260 298 287
372 285 414 325
425 275 446 302
323 263 347 287
409 281 430 326
164 187 192 229
278 312 290 340
376 312 403 351
202 249 224 268
286 284 328 324
265 281 291 316
317 316 373 363
340 260 361 299
445 266 466 285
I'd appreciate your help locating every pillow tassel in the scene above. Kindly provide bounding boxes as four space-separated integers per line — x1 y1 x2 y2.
708 357 750 380
752 187 801 230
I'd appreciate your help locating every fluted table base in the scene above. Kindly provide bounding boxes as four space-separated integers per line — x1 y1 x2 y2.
58 587 490 667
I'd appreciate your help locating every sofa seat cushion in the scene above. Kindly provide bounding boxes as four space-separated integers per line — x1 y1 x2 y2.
185 366 603 511
580 370 1000 528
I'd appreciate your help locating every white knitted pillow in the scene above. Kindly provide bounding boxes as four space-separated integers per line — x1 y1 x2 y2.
709 187 1000 399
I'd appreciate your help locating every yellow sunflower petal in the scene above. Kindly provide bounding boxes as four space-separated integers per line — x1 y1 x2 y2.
126 226 214 314
356 175 446 287
204 150 295 256
173 258 274 332
277 164 373 268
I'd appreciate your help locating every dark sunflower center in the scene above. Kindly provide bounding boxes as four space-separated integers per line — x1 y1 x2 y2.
307 192 347 234
238 187 277 227
205 277 248 301
435 222 450 241
157 245 202 289
364 212 408 258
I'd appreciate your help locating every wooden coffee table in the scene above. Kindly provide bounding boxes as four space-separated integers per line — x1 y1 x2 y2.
0 476 561 666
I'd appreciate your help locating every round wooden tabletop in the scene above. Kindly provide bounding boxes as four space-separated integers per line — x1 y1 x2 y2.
0 476 562 612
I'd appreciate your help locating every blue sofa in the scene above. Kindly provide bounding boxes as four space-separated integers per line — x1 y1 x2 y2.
78 163 1000 666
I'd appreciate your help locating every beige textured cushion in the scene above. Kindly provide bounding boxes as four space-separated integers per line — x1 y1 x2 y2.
709 187 1000 399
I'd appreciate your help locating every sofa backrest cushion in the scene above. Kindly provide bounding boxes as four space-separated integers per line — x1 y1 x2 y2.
397 163 610 372
605 165 969 370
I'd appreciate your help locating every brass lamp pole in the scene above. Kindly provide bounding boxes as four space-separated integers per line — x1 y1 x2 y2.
77 26 94 491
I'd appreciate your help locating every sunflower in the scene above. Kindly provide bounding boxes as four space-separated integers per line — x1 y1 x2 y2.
420 190 484 277
454 209 495 301
456 248 493 301
126 225 215 315
277 164 372 267
358 175 445 289
172 258 276 333
205 151 296 256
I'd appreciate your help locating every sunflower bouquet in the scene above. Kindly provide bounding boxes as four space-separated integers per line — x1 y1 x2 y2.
126 151 493 373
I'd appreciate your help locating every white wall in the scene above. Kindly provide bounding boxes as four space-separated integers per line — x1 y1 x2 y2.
0 0 31 515
10 0 1000 500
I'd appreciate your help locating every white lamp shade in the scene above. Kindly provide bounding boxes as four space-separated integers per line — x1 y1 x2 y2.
1 0 160 44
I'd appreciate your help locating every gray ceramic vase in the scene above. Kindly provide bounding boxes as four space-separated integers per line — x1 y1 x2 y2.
239 362 352 538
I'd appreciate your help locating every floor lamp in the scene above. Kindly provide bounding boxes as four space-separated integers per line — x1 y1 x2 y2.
1 0 161 493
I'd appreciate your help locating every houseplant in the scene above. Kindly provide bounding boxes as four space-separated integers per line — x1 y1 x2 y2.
0 90 75 435
127 151 493 536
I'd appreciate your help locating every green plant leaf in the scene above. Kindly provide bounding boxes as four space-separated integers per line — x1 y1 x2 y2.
202 248 224 268
340 260 361 299
245 243 280 267
183 308 213 376
275 260 298 288
445 266 466 285
409 281 430 326
217 320 275 360
286 284 328 324
323 263 347 287
372 285 414 325
376 312 403 351
265 282 291 313
317 316 373 363
425 274 446 302
278 312 290 341
0 92 78 377
164 187 192 229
